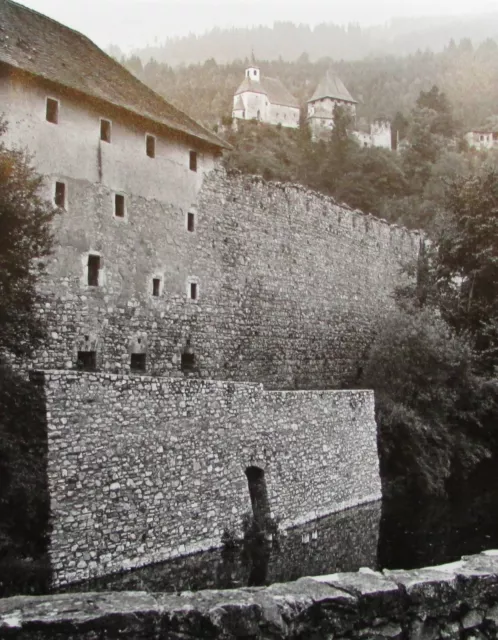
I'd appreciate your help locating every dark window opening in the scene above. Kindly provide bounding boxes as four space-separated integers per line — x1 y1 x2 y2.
245 466 271 526
189 150 197 172
100 119 111 143
189 282 198 300
152 278 161 297
54 181 66 208
77 350 96 371
46 98 59 124
146 134 156 158
253 70 257 76
114 194 125 218
181 352 195 372
87 254 100 286
187 212 195 232
130 353 146 371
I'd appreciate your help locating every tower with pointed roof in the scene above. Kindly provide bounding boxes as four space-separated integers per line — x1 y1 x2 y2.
306 71 357 138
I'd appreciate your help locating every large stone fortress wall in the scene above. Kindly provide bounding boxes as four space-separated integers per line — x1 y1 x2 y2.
2 70 420 389
35 371 381 586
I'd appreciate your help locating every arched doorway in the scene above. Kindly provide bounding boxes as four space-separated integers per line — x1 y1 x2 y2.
245 466 270 525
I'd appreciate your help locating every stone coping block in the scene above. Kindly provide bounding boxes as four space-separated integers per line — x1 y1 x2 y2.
3 551 498 638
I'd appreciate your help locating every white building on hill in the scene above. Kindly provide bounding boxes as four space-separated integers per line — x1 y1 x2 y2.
354 119 393 150
465 129 498 150
232 66 300 129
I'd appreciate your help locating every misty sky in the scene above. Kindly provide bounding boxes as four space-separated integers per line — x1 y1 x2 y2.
18 0 498 51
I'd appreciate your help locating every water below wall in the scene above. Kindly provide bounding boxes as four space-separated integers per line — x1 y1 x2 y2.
4 490 498 597
57 489 498 595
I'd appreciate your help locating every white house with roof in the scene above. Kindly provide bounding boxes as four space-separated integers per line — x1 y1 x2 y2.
307 71 357 139
232 66 300 129
465 129 498 150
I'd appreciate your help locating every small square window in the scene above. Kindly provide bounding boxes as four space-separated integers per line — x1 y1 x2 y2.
189 282 198 300
187 212 195 232
100 119 111 143
130 353 146 371
77 350 96 371
146 134 156 158
87 254 100 287
46 97 59 124
152 278 161 297
114 194 125 218
54 181 66 208
189 150 197 172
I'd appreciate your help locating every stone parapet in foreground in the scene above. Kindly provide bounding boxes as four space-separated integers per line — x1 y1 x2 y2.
2 551 498 638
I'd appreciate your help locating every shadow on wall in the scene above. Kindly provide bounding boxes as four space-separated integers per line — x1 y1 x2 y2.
0 365 51 596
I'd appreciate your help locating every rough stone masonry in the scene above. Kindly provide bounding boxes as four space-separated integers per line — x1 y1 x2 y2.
33 371 381 586
3 551 498 639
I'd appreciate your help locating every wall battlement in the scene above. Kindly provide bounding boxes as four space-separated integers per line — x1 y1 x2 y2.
34 370 381 586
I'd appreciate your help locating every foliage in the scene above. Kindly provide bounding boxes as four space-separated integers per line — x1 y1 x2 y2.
0 120 56 359
365 170 498 498
363 305 497 497
400 171 498 369
0 365 50 560
124 17 498 67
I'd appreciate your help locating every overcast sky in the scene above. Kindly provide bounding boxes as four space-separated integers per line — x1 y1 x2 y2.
19 0 498 51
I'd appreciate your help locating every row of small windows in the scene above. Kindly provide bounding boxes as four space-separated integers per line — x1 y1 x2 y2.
85 253 199 300
45 97 198 171
54 181 196 230
76 350 195 372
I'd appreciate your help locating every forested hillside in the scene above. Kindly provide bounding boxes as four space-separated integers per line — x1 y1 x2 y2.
122 39 498 130
122 14 498 66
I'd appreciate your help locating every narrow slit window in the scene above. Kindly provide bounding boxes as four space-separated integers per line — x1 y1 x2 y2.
187 212 195 232
114 194 125 218
130 353 146 371
146 134 156 158
87 254 100 287
152 278 161 297
46 97 59 124
189 282 198 300
54 181 66 208
77 350 96 371
189 150 197 172
181 352 195 371
100 119 111 143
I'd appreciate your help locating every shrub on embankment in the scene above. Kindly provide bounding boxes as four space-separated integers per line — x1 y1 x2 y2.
0 365 51 595
362 171 498 499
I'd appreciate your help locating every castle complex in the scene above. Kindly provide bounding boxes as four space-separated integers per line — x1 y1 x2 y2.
232 66 393 147
1 0 419 586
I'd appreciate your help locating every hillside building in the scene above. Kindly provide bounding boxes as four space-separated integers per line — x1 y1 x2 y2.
465 129 498 150
232 66 300 128
353 119 393 150
306 71 358 139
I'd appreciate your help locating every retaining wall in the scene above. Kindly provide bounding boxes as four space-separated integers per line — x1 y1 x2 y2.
35 371 381 586
2 551 498 638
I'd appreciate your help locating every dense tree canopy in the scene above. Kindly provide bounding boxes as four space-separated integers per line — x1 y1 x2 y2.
0 121 56 359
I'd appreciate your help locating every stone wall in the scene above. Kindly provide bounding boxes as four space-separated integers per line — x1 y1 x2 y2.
34 370 381 586
3 551 498 638
29 166 420 389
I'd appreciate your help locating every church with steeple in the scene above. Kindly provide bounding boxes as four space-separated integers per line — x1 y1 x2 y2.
232 65 300 129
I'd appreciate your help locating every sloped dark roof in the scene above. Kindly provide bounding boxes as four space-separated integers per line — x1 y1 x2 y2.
235 75 299 109
308 71 357 104
0 0 229 149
